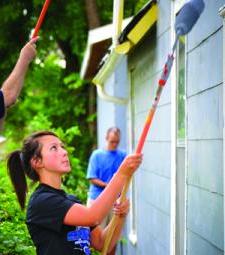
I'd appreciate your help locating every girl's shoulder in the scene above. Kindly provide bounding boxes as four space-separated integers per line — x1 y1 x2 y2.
28 184 66 207
27 184 78 216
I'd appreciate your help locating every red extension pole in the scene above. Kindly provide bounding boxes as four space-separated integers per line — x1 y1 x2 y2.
32 0 51 38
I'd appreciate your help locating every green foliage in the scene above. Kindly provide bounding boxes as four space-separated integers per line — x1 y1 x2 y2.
96 0 149 24
1 54 89 255
0 161 35 255
0 1 149 254
134 0 150 12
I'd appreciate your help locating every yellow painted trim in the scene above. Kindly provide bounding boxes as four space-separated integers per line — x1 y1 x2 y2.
92 2 159 102
115 41 133 54
127 4 158 45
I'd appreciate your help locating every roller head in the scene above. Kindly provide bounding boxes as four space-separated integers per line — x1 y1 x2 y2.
175 0 205 36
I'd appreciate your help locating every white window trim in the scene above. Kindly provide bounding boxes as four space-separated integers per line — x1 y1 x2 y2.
175 33 188 255
219 4 225 254
170 3 177 253
170 1 186 255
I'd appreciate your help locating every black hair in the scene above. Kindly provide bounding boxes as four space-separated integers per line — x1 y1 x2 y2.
7 131 58 209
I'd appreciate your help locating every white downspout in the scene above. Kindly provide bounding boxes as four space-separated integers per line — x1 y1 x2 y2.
95 0 128 105
97 85 127 104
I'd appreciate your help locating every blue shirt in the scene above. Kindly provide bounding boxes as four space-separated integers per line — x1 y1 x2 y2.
86 149 126 199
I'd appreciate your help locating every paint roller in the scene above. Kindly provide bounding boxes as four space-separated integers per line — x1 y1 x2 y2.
175 0 205 36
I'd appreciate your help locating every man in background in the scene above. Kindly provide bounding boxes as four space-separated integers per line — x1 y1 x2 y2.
87 127 126 255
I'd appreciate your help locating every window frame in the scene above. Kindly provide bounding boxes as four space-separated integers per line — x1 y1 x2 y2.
170 1 187 255
219 5 225 254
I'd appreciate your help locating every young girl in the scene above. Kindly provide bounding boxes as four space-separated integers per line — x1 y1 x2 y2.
7 131 142 255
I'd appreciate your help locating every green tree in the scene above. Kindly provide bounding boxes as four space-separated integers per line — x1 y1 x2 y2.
0 1 148 254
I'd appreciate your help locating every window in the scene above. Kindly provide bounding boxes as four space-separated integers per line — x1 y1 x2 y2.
177 37 186 143
172 2 187 255
175 36 186 255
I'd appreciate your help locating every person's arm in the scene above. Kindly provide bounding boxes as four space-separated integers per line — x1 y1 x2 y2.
64 154 142 226
90 198 130 252
86 151 101 185
1 37 38 108
90 178 107 188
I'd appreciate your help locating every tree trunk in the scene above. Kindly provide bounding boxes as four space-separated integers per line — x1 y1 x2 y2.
84 0 101 141
57 39 80 74
85 0 101 29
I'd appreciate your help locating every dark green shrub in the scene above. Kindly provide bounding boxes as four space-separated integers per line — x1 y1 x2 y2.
0 161 35 255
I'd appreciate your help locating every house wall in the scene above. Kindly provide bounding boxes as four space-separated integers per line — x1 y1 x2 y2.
94 0 225 254
122 0 225 254
124 0 172 254
186 0 224 254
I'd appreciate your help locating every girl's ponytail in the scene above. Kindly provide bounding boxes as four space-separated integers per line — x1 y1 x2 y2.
7 131 58 209
7 150 27 209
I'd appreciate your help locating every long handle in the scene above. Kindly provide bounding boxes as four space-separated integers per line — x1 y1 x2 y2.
32 0 52 38
101 47 177 255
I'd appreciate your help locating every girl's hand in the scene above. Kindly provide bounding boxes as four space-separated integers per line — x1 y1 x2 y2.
20 37 38 64
118 153 143 178
113 198 130 218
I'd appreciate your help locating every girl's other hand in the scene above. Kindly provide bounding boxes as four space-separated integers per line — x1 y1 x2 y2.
113 198 130 218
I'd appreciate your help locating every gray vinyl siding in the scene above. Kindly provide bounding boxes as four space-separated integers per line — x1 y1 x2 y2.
185 1 224 253
122 1 225 254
